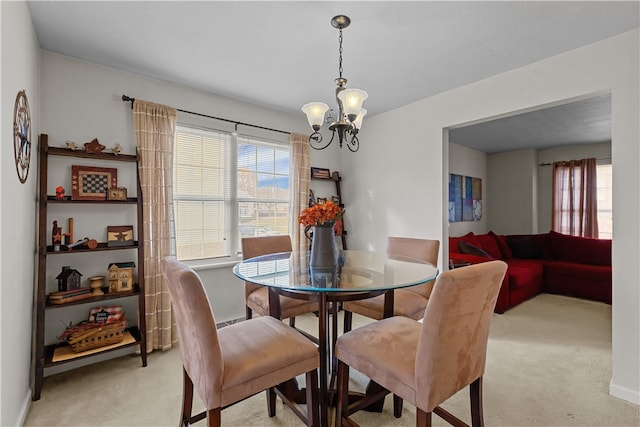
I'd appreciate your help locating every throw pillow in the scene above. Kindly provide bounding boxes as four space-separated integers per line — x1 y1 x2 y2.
458 241 493 258
489 230 512 259
475 234 503 259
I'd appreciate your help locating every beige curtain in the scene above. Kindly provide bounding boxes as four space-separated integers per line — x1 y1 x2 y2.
552 158 599 238
288 133 311 252
133 99 178 351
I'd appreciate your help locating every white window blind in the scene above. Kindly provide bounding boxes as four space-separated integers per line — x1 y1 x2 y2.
173 125 290 262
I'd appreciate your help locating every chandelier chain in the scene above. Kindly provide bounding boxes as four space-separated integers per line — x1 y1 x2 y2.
338 28 343 80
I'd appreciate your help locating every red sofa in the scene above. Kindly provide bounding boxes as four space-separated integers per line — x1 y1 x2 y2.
449 230 612 313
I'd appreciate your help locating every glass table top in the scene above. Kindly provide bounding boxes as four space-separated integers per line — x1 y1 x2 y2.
233 250 438 293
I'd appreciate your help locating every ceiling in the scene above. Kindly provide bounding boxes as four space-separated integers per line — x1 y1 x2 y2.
27 1 639 152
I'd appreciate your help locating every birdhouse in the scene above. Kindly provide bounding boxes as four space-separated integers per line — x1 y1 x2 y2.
56 266 83 292
108 262 135 292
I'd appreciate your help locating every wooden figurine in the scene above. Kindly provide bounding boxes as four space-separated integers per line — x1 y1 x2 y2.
108 262 135 292
55 186 65 200
52 220 62 251
83 138 105 154
56 266 82 292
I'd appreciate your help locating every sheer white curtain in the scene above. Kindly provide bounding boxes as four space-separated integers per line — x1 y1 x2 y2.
288 133 311 251
552 158 599 238
133 99 178 351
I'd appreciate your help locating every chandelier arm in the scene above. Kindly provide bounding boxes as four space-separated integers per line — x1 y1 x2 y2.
309 131 331 151
345 126 359 152
347 134 359 152
328 128 338 149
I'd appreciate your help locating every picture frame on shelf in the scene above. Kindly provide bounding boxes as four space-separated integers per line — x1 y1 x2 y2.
71 165 117 201
107 225 134 247
311 167 331 179
106 187 127 201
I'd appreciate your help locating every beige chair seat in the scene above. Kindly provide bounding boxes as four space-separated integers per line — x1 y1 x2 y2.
336 316 420 402
343 289 428 321
218 316 318 408
247 287 317 319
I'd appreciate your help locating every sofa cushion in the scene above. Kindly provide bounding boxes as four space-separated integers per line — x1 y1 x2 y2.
549 231 611 266
505 260 544 290
544 260 611 303
458 241 492 258
475 234 503 259
506 235 543 259
489 231 512 259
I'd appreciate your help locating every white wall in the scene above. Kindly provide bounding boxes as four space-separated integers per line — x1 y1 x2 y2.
487 148 538 234
537 142 611 232
1 1 40 425
448 142 487 237
343 30 640 404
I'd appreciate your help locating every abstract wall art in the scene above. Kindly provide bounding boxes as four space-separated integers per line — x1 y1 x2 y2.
449 174 482 222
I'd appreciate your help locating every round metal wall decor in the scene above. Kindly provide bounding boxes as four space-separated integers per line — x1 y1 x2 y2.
13 90 32 183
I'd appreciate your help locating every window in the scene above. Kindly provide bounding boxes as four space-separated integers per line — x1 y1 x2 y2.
173 125 290 262
596 163 612 239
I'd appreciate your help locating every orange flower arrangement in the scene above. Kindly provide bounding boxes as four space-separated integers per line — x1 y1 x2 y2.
298 200 344 227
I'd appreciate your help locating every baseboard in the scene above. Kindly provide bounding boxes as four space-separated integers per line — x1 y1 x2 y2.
15 387 32 427
610 381 640 405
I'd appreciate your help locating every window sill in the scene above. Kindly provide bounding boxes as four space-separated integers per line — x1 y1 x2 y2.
183 258 240 271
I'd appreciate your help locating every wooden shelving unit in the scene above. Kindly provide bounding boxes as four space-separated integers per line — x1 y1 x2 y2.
311 171 347 249
33 134 147 400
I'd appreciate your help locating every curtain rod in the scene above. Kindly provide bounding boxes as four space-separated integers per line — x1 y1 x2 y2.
539 157 611 166
121 94 290 135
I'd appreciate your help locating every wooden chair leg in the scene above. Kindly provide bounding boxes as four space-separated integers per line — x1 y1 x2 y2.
343 310 353 333
470 377 484 427
180 367 194 427
267 387 277 417
335 360 349 427
393 394 404 418
289 317 296 327
206 408 221 427
417 409 432 427
305 369 320 427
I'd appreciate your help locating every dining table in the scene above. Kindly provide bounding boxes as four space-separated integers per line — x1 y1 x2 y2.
233 249 438 427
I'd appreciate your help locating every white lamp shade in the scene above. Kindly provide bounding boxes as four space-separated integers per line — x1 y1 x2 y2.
353 108 367 130
302 102 329 128
337 88 368 119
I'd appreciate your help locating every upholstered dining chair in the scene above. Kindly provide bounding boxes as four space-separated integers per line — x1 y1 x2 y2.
160 256 320 427
342 237 440 333
242 235 318 327
335 260 508 427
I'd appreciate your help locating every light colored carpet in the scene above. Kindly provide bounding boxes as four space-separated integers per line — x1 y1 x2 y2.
25 294 639 427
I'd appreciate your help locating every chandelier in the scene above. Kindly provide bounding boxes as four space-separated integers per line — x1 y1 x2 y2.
302 15 368 152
